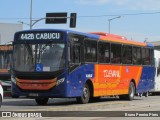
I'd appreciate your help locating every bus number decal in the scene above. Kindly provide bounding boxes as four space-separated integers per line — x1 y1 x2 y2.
21 33 34 40
86 74 93 78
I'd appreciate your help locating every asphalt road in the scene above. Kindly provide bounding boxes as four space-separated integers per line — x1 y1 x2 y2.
1 95 160 120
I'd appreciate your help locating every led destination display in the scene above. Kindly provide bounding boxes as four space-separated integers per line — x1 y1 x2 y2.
16 32 63 41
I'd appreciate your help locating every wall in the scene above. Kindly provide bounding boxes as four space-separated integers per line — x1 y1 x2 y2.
0 23 23 44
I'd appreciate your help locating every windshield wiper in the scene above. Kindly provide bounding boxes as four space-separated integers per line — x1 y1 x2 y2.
36 41 54 63
39 41 53 54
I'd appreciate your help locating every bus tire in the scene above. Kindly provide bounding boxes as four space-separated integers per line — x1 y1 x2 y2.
77 83 90 104
119 95 127 100
127 82 135 100
144 92 149 97
119 82 135 101
35 98 49 105
11 95 19 98
90 97 101 103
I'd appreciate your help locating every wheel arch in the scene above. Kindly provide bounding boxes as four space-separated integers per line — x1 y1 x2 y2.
130 79 136 93
86 79 94 97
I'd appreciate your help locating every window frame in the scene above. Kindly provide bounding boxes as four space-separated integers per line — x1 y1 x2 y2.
110 43 122 64
98 41 110 64
84 39 98 63
122 45 132 64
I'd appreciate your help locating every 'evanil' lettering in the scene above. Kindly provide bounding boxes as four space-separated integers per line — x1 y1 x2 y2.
104 70 120 78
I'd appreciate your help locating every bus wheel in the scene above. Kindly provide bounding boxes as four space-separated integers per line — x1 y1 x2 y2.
35 98 49 105
90 97 100 103
127 82 135 101
77 83 90 104
144 92 149 97
119 82 135 101
11 95 19 98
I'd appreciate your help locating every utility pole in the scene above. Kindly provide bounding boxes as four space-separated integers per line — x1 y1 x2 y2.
108 16 121 34
30 0 33 29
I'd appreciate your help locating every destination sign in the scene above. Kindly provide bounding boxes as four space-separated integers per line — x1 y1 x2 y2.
17 32 63 41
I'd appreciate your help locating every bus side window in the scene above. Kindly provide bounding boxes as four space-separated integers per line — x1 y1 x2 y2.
122 45 132 64
150 49 154 66
142 48 151 65
84 40 97 62
70 45 80 63
111 43 121 64
145 48 150 65
98 42 110 63
133 47 141 65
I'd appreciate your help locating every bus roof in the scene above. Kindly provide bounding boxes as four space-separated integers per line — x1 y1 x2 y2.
15 29 153 47
15 29 100 40
91 32 147 46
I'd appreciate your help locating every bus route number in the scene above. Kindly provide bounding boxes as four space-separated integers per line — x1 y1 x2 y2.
21 33 34 40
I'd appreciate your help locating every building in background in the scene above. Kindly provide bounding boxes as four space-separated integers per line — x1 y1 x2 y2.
0 23 22 96
0 23 23 44
147 41 160 50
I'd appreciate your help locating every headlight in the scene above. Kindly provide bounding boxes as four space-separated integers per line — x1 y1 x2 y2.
11 76 16 84
56 78 65 86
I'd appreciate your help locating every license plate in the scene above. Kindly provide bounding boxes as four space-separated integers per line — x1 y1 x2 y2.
29 93 39 97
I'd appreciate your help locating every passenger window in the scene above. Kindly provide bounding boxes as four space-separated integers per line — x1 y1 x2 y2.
122 45 132 64
84 40 97 62
133 47 142 65
111 44 121 64
145 48 150 65
142 48 151 65
98 42 110 63
70 45 80 63
150 49 153 65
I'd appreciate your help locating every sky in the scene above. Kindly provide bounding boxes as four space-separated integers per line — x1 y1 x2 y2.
0 0 160 42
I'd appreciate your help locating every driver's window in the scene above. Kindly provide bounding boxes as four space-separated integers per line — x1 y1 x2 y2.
70 45 80 63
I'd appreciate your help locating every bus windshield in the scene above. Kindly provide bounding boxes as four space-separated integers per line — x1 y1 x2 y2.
13 43 65 72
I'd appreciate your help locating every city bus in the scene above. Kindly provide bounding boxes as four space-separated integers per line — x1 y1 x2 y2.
150 50 160 94
11 29 155 105
0 45 13 96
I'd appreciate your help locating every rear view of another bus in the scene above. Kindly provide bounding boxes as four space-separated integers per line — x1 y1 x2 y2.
0 45 13 96
150 50 160 94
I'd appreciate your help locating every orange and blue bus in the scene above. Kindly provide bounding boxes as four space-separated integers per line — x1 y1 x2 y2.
0 45 13 96
11 29 154 105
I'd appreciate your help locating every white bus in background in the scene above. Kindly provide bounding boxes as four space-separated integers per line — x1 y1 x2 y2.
150 50 160 94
